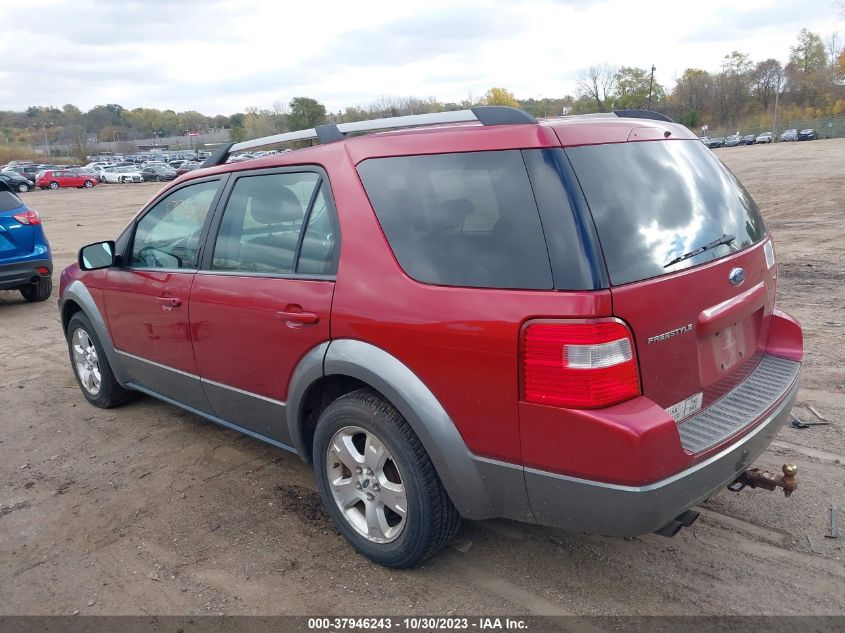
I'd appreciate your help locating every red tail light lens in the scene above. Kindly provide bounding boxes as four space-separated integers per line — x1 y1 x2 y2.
12 209 41 225
522 320 640 408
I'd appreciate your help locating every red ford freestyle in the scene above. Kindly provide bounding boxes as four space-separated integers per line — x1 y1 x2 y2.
59 107 803 567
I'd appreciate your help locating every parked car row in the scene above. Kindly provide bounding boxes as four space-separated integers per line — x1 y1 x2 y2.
780 128 818 141
85 158 203 183
700 128 817 148
0 153 208 192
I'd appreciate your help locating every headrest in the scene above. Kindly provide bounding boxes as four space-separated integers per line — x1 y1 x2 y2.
249 185 303 225
428 198 474 233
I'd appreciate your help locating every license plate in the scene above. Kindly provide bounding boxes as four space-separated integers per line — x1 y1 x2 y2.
666 392 703 422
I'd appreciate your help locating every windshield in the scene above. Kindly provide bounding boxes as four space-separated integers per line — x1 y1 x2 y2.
566 139 766 286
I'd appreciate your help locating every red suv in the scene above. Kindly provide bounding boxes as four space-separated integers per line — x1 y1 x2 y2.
59 107 803 568
36 169 98 190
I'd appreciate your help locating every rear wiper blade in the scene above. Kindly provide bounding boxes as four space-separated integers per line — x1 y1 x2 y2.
664 233 736 268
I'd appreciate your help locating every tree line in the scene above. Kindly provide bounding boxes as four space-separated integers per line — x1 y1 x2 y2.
2 26 842 156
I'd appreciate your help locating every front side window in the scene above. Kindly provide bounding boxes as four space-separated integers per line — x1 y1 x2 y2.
130 180 219 269
211 172 320 274
357 150 553 289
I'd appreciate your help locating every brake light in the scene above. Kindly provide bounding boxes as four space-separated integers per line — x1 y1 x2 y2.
12 209 41 225
522 320 640 408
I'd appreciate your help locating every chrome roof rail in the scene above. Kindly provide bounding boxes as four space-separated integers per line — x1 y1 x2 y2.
202 106 537 167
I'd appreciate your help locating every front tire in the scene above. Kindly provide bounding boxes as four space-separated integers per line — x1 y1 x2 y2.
19 275 52 302
84 180 94 188
49 181 59 190
66 312 131 408
17 183 30 193
313 389 460 568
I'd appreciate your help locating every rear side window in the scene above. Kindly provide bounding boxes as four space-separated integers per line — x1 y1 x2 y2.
566 140 766 286
357 151 553 289
0 191 23 211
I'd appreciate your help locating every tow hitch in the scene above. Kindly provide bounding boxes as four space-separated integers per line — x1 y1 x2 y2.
727 463 798 497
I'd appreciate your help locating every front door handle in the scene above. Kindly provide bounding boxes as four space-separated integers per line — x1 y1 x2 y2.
156 296 183 311
277 305 319 327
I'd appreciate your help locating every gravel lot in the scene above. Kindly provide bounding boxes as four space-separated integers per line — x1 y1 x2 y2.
1 141 843 617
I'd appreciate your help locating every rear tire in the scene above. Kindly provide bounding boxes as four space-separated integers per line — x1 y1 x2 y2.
19 276 52 302
17 183 29 193
66 312 131 408
49 181 59 190
313 389 460 568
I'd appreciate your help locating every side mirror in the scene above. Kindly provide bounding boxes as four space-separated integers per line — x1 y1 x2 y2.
79 241 116 270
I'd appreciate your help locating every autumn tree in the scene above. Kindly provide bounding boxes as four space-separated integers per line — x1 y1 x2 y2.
752 59 785 111
613 67 665 109
287 97 326 131
483 88 519 108
671 68 712 127
714 52 753 126
577 64 617 112
786 29 831 105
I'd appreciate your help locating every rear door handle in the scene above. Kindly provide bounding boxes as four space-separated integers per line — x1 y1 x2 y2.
156 296 183 311
277 306 319 327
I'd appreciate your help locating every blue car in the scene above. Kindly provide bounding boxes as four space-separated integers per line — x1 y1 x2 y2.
0 180 52 301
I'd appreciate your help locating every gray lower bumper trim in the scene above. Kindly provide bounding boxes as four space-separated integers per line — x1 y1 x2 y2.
525 364 800 536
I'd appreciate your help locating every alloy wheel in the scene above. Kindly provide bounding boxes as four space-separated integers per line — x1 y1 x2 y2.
326 425 408 543
71 328 102 396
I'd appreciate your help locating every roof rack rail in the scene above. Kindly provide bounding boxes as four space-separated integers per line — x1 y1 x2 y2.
202 106 536 168
613 109 674 123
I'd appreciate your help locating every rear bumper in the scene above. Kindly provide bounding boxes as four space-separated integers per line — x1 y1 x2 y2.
0 258 52 290
525 358 800 536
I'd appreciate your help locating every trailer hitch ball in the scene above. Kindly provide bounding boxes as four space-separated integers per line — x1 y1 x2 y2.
728 463 798 496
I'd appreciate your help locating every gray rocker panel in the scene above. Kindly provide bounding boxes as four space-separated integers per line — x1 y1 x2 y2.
200 378 288 441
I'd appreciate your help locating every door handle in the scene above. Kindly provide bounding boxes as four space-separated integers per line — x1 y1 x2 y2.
156 296 183 311
276 306 319 327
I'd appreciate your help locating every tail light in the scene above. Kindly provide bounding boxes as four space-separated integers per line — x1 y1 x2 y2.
12 209 41 225
522 320 640 408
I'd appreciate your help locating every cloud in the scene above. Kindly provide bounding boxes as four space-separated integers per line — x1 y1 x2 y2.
0 0 838 114
684 0 834 43
312 7 526 67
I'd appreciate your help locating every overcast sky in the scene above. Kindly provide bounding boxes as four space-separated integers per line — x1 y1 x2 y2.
0 0 840 115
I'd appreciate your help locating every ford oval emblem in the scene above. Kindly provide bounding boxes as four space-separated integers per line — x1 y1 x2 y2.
729 267 746 286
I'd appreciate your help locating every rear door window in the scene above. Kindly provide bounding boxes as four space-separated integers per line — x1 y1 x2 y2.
211 172 320 275
357 150 553 290
566 140 766 286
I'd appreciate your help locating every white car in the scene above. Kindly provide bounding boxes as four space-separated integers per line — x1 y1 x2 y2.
755 132 773 144
101 166 143 183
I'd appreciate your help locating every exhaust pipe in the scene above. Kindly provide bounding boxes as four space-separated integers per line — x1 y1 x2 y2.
30 275 40 284
654 509 700 537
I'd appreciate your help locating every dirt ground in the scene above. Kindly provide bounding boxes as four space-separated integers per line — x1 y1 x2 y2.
1 141 843 617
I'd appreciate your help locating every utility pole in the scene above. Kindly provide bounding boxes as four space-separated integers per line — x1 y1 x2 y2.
42 123 50 156
772 81 780 140
647 65 656 109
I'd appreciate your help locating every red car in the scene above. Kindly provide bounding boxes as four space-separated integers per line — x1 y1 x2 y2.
36 169 98 190
59 107 802 568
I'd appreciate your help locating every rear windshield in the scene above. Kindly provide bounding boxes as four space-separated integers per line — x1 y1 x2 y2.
357 150 553 290
0 190 23 212
566 140 766 286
